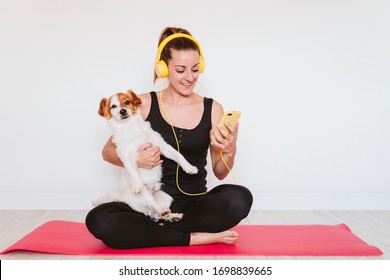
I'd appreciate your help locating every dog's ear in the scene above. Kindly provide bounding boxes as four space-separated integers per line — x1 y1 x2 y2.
127 90 142 107
98 98 109 117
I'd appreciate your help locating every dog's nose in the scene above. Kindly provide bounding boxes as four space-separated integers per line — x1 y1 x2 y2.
120 109 127 116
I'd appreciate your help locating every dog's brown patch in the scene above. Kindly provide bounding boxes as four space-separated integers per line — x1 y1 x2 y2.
117 90 142 115
98 97 112 118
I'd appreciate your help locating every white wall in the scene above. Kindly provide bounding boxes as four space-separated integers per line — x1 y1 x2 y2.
0 0 389 210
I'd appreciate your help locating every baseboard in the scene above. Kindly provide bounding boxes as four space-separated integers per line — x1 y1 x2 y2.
0 191 389 210
251 191 390 210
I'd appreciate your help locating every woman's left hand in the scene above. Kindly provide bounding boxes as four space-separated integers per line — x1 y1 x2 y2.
210 122 239 156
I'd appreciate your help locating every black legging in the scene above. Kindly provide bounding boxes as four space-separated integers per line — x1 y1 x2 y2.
85 184 253 249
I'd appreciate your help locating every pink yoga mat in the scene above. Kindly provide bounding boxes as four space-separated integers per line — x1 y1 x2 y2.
0 220 382 256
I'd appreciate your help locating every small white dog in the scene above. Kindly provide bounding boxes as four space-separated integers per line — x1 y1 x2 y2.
92 90 198 221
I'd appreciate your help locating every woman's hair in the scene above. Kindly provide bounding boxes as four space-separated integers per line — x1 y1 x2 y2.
154 27 200 82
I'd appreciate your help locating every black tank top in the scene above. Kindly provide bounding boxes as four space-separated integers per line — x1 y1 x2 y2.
146 91 213 197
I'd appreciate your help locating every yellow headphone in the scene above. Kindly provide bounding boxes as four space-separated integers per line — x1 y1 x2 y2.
155 33 205 78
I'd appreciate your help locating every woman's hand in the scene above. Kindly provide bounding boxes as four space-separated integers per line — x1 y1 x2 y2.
136 142 163 169
210 121 239 180
210 122 239 157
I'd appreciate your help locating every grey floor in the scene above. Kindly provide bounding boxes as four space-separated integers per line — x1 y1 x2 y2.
0 210 389 260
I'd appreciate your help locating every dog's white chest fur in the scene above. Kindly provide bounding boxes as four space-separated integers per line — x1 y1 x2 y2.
93 93 198 221
109 113 163 189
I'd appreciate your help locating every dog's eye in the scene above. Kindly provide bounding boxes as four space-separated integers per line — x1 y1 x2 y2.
124 100 131 105
111 104 117 109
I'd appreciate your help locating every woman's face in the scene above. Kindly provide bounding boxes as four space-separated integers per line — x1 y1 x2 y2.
167 49 200 96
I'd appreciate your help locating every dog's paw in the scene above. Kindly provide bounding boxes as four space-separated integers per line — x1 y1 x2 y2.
160 209 183 221
132 183 143 194
167 212 183 221
183 165 198 175
160 208 171 217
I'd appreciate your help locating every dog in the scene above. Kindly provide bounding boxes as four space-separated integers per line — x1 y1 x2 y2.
92 90 198 221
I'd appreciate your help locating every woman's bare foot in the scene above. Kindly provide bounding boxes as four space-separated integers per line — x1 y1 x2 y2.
190 230 239 245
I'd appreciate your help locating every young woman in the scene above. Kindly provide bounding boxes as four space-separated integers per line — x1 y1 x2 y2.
86 27 253 248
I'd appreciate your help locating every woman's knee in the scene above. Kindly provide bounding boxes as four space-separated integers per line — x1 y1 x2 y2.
230 185 253 216
212 184 253 217
85 203 120 239
215 184 252 204
85 207 108 239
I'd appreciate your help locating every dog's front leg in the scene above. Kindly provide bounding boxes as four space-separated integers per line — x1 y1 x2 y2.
160 144 198 175
122 162 144 194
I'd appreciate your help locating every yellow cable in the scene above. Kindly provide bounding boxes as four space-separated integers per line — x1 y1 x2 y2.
158 83 207 196
219 149 237 184
158 80 237 196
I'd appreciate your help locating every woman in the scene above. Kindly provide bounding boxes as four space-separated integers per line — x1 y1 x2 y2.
86 27 253 248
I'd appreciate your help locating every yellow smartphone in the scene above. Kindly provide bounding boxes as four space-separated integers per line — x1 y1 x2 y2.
217 111 241 138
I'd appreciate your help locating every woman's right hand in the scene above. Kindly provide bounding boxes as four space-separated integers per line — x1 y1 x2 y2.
137 142 163 169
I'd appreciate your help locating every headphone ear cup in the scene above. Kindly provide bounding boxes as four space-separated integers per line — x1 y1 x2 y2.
155 60 169 78
198 56 205 73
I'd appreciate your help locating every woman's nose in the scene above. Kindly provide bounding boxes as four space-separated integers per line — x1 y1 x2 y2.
185 70 195 81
